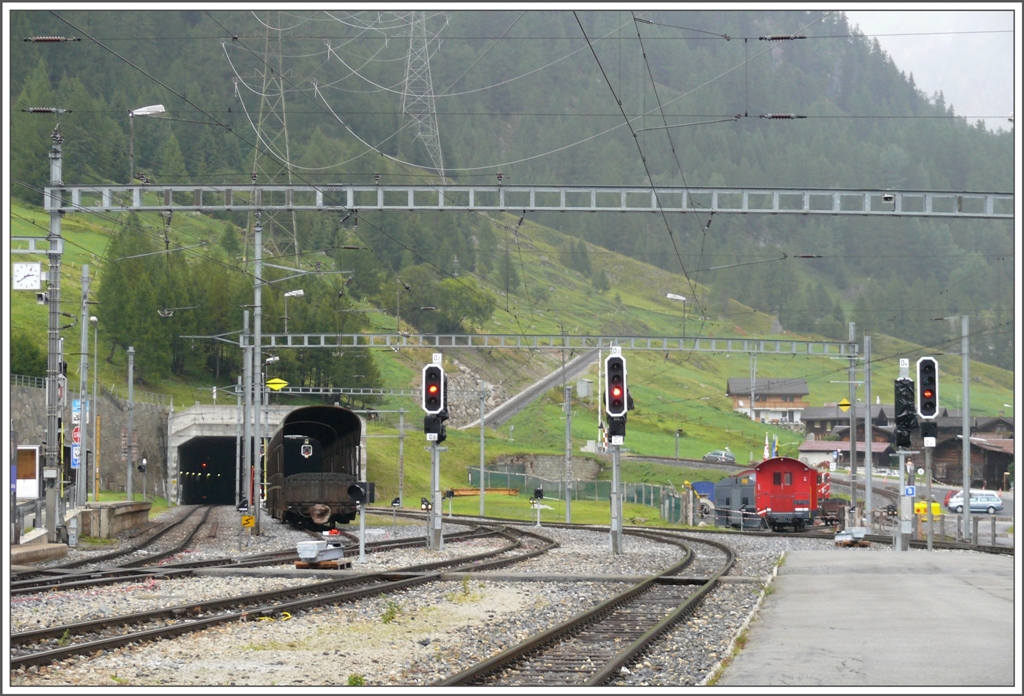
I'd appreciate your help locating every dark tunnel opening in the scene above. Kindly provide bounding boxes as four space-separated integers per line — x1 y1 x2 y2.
178 437 238 505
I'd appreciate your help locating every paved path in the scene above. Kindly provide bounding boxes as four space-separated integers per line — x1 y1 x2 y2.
717 549 1017 687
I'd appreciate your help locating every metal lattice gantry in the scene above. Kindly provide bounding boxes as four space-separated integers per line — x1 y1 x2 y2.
186 331 859 357
46 184 1012 219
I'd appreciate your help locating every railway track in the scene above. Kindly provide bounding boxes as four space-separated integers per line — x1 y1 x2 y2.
438 531 736 686
10 524 556 670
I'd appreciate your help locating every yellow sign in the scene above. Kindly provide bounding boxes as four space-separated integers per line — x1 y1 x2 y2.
838 398 851 412
241 515 255 528
914 502 942 516
266 378 289 392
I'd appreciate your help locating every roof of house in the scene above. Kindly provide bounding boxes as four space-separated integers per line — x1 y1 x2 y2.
956 435 1014 455
798 440 893 454
726 378 809 397
802 404 893 421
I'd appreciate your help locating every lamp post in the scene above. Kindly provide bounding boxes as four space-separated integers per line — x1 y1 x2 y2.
666 293 687 337
129 104 166 182
283 289 304 333
90 316 98 502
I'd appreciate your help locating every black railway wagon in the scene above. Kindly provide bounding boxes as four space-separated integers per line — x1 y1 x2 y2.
266 405 373 527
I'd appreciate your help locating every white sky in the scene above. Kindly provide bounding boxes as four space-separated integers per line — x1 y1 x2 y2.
844 9 1016 128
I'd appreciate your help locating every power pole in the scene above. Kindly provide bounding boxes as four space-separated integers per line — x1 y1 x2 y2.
77 264 90 507
961 315 972 541
402 10 445 180
44 126 64 543
848 322 858 518
565 384 573 523
864 334 873 519
398 409 405 506
126 346 135 501
479 386 486 516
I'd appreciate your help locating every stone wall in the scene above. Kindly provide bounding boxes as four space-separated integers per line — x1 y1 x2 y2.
10 383 171 498
491 454 601 481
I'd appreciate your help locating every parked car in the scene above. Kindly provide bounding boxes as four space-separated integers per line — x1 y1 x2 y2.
946 491 1003 514
703 450 736 464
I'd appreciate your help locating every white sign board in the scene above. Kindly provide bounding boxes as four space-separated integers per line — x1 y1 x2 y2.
71 444 81 470
432 353 442 364
923 437 936 448
72 399 81 424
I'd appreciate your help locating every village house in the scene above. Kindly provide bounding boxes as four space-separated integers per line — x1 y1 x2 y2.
725 378 809 424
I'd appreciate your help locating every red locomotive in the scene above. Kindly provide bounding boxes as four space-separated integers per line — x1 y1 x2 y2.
755 456 825 532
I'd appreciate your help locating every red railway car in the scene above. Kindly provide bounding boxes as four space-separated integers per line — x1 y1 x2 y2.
754 456 821 531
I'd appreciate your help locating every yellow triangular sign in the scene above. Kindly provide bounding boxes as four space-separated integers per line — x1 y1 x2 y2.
266 378 289 392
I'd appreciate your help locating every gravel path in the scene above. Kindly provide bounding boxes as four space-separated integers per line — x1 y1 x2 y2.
8 507 943 688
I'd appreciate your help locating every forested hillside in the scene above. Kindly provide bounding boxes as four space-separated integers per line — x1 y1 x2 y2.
9 9 1014 379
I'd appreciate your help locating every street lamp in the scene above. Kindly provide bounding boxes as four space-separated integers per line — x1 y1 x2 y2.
90 316 99 502
666 293 687 337
283 289 305 333
129 104 166 183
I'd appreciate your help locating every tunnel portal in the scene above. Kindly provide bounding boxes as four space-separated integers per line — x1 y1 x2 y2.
178 437 238 505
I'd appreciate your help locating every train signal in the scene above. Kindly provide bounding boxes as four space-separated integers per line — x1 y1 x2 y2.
533 488 544 500
893 377 917 448
916 357 939 419
422 364 445 414
424 414 447 443
391 497 401 508
420 497 432 511
348 483 367 506
301 438 313 458
137 461 146 473
605 355 627 417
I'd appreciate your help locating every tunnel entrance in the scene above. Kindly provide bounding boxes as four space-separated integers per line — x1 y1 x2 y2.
178 437 237 505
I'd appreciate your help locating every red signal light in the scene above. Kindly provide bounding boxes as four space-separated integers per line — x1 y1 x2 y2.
922 389 934 399
612 387 622 397
428 385 438 394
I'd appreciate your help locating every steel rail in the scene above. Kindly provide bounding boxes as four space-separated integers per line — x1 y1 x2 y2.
11 527 553 668
437 530 698 686
586 534 736 685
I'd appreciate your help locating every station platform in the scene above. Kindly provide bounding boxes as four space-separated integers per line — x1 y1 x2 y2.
716 549 1018 688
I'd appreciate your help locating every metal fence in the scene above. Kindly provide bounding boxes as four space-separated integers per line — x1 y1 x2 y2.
11 373 170 407
106 384 171 407
11 374 46 389
467 468 668 508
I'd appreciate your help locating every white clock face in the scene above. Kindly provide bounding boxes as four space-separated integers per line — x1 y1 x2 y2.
13 262 42 290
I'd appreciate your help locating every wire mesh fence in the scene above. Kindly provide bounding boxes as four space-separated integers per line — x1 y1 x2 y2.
467 468 669 507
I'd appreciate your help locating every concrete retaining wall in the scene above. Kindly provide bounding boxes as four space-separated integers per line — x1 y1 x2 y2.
10 383 170 497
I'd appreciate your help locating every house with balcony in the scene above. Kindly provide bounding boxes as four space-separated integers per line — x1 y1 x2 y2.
725 378 809 424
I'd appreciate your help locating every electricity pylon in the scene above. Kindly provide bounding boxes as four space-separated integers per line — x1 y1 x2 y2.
402 11 445 181
249 11 300 263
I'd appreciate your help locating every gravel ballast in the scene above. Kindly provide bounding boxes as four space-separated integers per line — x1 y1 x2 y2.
9 506 953 687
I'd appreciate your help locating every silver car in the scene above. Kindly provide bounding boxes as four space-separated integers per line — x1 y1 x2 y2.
946 492 1003 514
703 450 736 464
